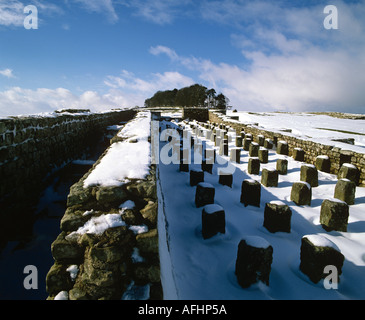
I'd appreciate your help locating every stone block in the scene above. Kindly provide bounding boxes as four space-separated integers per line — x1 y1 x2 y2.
235 136 243 147
219 173 233 188
300 235 344 284
258 147 268 164
300 164 318 188
261 168 278 187
230 147 241 164
219 139 228 156
334 178 356 205
201 160 213 174
263 201 292 233
277 141 289 155
243 138 252 151
195 182 215 208
240 179 261 207
290 182 311 206
190 169 204 186
320 198 349 232
276 158 288 175
293 148 305 162
257 135 265 146
264 139 273 149
202 204 225 240
249 142 259 157
316 155 331 173
338 163 360 186
248 157 260 175
235 236 273 288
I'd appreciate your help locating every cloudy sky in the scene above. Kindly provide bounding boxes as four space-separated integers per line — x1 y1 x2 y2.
0 0 364 116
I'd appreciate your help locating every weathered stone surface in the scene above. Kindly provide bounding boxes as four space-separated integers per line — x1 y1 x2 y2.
263 202 292 233
334 179 356 205
264 139 273 149
61 208 91 232
320 198 349 232
219 174 233 188
243 138 252 151
249 142 259 157
96 186 128 207
258 147 268 164
140 201 158 227
277 141 289 155
240 179 261 207
51 232 84 263
300 235 344 284
261 168 278 187
300 164 318 188
230 147 241 164
190 169 204 186
136 229 159 255
316 155 331 173
202 204 225 240
293 148 305 162
67 181 94 208
248 157 260 175
338 163 360 185
276 158 288 175
133 264 161 284
195 182 215 207
235 236 273 288
291 182 311 206
46 264 73 296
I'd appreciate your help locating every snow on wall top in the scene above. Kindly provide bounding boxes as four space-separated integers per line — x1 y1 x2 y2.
83 111 151 188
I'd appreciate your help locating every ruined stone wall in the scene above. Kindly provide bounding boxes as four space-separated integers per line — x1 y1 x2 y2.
208 111 365 187
0 109 136 207
46 112 161 300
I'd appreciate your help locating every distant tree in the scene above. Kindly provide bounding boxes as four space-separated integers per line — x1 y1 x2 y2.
215 93 230 111
144 84 231 110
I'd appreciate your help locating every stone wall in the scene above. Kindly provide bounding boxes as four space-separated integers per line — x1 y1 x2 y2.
208 111 365 187
46 112 162 300
0 109 136 245
0 109 136 205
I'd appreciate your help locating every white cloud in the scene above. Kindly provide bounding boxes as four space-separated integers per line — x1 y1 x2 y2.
121 0 192 25
0 0 25 27
0 87 138 117
0 68 15 78
72 0 118 23
104 70 195 94
0 0 62 27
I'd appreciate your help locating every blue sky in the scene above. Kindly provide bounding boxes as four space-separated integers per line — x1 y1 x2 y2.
0 0 364 116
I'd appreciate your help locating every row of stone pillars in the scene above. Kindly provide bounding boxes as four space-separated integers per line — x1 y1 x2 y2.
169 119 356 289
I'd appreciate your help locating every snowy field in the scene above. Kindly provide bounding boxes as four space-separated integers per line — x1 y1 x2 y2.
157 117 365 300
226 111 365 153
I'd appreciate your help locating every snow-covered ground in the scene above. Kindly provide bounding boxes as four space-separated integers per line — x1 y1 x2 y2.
157 117 365 300
226 111 365 153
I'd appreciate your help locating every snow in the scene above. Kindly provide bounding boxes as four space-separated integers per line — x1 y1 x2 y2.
67 213 126 238
83 112 151 188
66 265 79 281
342 163 358 169
157 117 365 300
119 200 136 210
303 235 340 251
203 204 224 214
241 236 271 249
227 111 365 153
54 291 69 300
